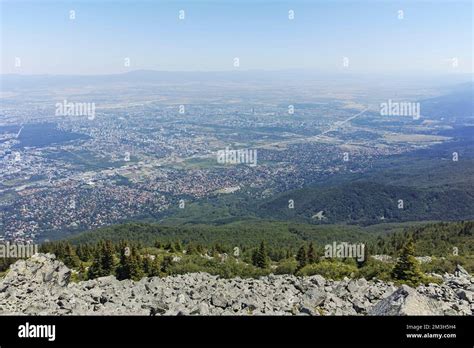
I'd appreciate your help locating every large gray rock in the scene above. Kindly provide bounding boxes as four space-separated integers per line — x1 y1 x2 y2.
456 289 473 302
2 253 71 288
455 265 470 277
303 288 326 306
369 285 442 316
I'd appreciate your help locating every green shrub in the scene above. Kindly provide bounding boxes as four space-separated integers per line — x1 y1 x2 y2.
420 256 457 275
358 259 393 281
420 256 474 275
421 275 443 285
168 255 270 278
275 258 298 275
296 260 358 280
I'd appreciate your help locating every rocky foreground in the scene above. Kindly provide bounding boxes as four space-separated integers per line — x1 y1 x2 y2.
0 254 472 315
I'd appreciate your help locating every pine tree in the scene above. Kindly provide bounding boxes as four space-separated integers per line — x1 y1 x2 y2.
147 256 162 277
186 243 196 255
128 248 144 281
196 244 204 254
296 245 307 270
63 242 81 269
116 245 129 280
76 244 89 262
116 246 144 281
307 242 316 264
78 262 87 281
101 240 116 275
87 246 104 279
391 238 424 286
174 241 182 252
142 255 153 275
160 256 173 274
167 243 176 253
214 243 227 254
54 241 67 260
252 241 269 268
87 240 116 279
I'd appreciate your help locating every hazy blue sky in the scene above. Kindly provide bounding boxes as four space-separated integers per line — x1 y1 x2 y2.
1 0 472 74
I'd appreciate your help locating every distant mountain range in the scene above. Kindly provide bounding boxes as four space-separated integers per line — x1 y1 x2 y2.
2 70 472 91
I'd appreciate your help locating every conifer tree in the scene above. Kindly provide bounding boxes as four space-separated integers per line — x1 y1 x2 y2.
147 256 162 277
392 238 424 286
252 241 269 268
116 246 144 281
63 242 81 269
76 244 89 262
142 255 153 275
174 241 182 252
296 245 307 270
165 242 175 253
160 256 173 274
87 247 104 280
101 240 116 275
307 242 316 264
57 241 68 260
78 262 87 281
196 244 204 254
186 243 196 255
128 248 145 281
87 240 115 279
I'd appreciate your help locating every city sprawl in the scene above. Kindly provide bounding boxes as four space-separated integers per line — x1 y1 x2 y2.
0 73 468 243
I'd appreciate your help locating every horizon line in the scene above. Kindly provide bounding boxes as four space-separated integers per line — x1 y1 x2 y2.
2 69 473 78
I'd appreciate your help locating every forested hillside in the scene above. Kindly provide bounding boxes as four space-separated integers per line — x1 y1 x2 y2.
3 220 467 283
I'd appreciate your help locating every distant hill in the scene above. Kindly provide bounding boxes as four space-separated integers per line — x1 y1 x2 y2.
160 155 474 226
420 82 473 121
67 219 474 259
257 181 474 225
381 221 474 257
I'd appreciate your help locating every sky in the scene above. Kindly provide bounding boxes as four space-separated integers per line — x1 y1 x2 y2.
0 0 472 75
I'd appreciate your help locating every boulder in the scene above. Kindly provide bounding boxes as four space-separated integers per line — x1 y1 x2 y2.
369 285 442 316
